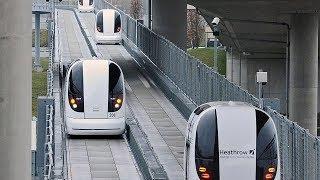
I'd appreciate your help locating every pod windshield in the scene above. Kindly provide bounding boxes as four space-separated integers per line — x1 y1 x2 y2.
195 109 219 180
256 110 278 180
96 11 103 33
108 63 123 112
68 62 84 112
89 0 93 5
114 11 121 33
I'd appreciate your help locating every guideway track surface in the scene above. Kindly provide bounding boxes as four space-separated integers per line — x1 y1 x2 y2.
55 9 141 180
80 12 187 179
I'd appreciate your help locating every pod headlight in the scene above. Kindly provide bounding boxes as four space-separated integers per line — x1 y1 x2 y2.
70 98 76 104
114 103 120 109
116 98 122 104
199 167 206 173
72 104 78 109
198 165 213 180
268 167 276 173
108 95 123 112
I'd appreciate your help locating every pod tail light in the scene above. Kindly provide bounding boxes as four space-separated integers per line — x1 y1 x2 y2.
264 166 277 180
198 166 213 180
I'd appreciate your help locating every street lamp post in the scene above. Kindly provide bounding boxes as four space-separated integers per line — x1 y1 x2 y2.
214 36 218 70
211 17 220 72
256 69 268 108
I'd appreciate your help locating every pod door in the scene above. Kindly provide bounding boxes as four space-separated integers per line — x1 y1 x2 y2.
216 106 256 179
83 61 109 119
103 10 115 35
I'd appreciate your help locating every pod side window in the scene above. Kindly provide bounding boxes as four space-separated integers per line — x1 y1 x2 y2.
68 62 84 112
79 0 83 5
89 0 93 5
195 109 219 180
108 63 124 112
256 110 278 180
96 11 103 33
114 11 121 33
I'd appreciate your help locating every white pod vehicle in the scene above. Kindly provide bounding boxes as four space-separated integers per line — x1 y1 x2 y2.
65 60 125 135
185 102 280 180
78 0 94 12
95 9 122 44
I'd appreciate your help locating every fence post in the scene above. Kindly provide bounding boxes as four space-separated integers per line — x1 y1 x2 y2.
317 140 320 179
303 130 308 180
36 97 54 180
135 20 138 45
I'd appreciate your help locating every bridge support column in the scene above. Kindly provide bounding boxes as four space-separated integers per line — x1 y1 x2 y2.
152 0 187 50
289 13 318 135
240 57 248 89
233 52 241 86
226 48 241 86
142 0 151 28
226 47 233 81
34 12 42 72
0 0 32 179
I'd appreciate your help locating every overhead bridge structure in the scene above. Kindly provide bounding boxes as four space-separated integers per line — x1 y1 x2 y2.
33 0 320 180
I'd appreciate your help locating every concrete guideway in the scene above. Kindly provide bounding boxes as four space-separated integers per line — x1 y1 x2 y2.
67 138 141 180
55 9 141 180
80 12 187 179
58 10 92 60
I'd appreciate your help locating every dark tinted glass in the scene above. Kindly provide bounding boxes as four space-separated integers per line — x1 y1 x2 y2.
68 62 84 112
108 63 123 112
79 0 83 5
96 11 103 33
256 110 278 179
114 11 121 33
194 104 210 115
89 0 93 5
109 63 123 95
195 109 219 180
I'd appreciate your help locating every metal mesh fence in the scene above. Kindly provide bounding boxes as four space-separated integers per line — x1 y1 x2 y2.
265 107 319 179
44 18 55 180
35 17 55 180
44 105 54 180
95 0 320 179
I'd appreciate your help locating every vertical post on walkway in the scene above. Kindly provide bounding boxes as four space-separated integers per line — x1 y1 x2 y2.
240 55 248 89
226 47 233 81
231 47 234 82
0 0 32 179
257 69 267 109
148 0 151 28
143 0 151 28
34 12 43 71
239 54 242 85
